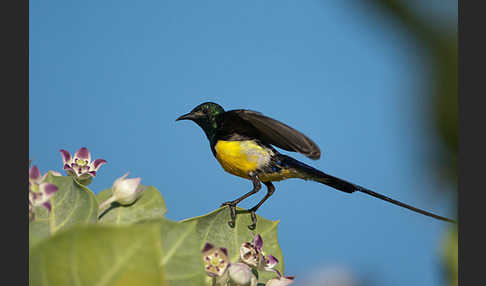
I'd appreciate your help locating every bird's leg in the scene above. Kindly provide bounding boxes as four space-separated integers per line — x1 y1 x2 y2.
247 182 275 230
221 174 261 228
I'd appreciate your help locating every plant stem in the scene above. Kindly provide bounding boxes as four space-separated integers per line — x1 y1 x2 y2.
98 196 116 213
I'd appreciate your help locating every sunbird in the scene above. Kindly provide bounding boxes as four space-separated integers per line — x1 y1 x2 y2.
176 102 455 229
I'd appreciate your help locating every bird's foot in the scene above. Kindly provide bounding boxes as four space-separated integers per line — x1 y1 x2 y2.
220 201 237 228
220 201 236 207
247 208 258 230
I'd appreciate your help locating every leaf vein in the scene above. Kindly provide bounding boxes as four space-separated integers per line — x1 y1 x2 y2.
52 186 80 233
94 235 149 286
160 224 193 265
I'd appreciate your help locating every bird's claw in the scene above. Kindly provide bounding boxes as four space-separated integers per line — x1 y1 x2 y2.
220 203 259 229
220 201 235 207
248 209 257 230
221 202 237 228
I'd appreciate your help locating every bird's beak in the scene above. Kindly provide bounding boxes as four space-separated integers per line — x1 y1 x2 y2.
176 112 196 121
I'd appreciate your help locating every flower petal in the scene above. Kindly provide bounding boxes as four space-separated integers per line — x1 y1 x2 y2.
265 255 279 269
202 242 215 253
240 242 262 268
29 166 41 183
40 183 58 196
228 263 256 285
92 159 107 171
220 247 228 257
119 177 141 193
29 191 35 204
112 175 143 205
253 234 263 251
60 149 72 165
112 172 130 189
74 147 91 162
42 201 52 212
202 244 230 277
63 164 76 175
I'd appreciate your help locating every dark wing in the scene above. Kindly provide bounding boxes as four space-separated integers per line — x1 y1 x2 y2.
231 109 321 160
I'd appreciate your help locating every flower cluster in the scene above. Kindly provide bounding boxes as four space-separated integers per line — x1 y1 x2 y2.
60 147 107 185
202 234 294 286
31 147 145 218
29 147 107 220
29 166 58 221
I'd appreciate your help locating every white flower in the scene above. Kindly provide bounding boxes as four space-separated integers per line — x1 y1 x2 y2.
111 173 143 204
240 234 265 268
228 263 257 286
265 276 295 286
202 243 230 278
98 172 144 211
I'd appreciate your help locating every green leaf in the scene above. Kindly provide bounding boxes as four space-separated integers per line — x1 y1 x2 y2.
97 186 167 225
157 218 206 285
29 219 49 250
29 219 206 286
29 173 98 249
29 223 167 286
441 226 458 286
180 207 284 284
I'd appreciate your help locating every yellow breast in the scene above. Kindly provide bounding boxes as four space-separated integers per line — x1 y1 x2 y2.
214 140 272 179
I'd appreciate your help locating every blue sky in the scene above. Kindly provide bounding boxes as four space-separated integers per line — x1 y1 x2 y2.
30 1 457 285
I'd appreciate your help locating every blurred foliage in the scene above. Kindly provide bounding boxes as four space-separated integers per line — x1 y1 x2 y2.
440 226 458 286
360 1 458 286
365 0 458 187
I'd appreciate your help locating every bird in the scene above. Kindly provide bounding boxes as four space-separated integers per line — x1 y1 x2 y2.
176 102 456 229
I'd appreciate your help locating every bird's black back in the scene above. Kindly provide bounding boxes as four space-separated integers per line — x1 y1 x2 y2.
213 109 321 160
214 110 262 141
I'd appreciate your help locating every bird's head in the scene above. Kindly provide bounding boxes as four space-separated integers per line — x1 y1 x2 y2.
176 102 225 137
